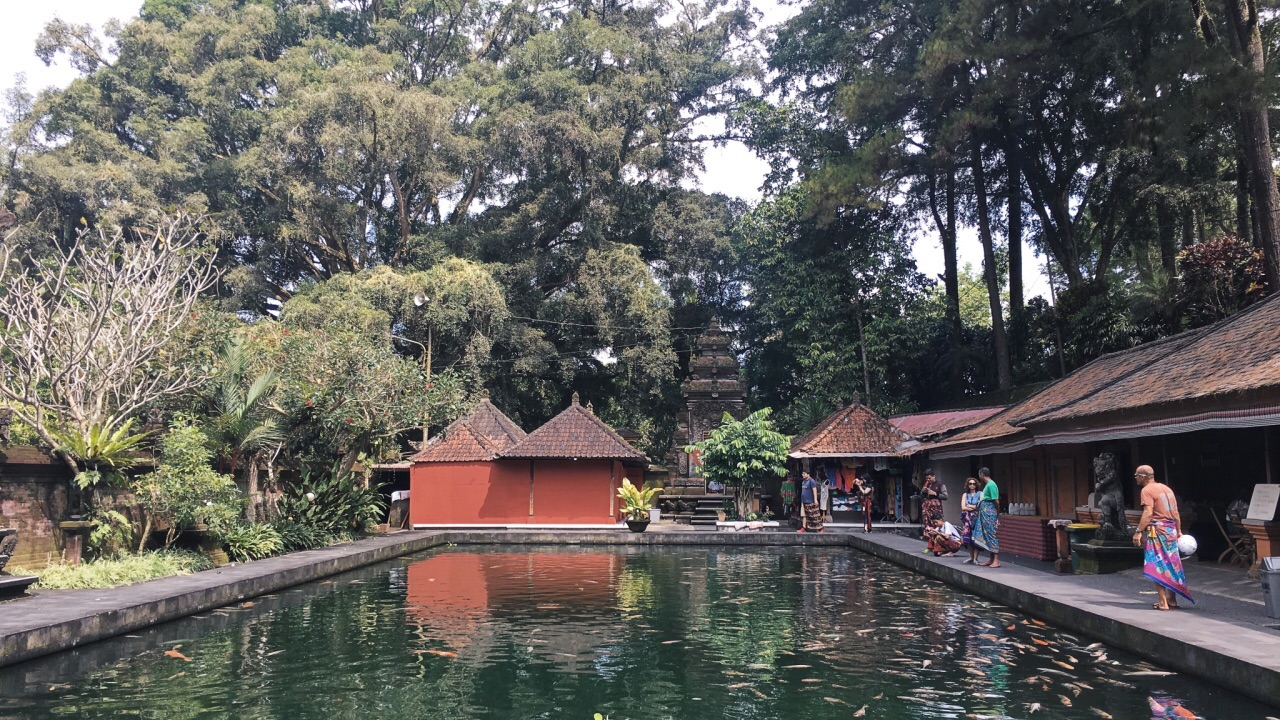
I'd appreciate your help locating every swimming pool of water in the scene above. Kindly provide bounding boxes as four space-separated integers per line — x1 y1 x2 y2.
0 546 1271 719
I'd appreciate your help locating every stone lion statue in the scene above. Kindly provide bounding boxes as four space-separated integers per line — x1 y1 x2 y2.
1093 452 1129 541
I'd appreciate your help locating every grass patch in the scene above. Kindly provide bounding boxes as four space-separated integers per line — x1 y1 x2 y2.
11 550 214 590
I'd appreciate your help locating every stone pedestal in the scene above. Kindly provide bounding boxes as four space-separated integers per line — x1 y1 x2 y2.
59 521 93 566
1074 540 1144 575
1243 520 1280 580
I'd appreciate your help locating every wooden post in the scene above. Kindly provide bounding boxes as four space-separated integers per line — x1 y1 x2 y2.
527 460 535 519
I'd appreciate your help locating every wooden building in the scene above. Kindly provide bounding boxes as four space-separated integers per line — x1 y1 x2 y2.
787 402 917 523
409 393 647 527
919 295 1280 562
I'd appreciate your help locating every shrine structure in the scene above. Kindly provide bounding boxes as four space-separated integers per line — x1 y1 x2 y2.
664 318 748 524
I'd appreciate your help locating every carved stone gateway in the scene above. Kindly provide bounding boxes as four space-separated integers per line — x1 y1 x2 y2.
669 318 747 493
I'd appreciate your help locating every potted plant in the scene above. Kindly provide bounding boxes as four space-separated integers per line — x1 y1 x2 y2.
617 478 660 533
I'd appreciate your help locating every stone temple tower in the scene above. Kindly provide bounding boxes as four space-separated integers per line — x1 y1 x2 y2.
669 317 748 494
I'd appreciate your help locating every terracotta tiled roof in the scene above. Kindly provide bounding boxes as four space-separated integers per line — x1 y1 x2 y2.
411 421 505 462
1004 328 1209 426
1021 295 1280 425
503 393 647 460
889 407 1004 439
411 396 526 462
462 397 527 450
790 403 914 457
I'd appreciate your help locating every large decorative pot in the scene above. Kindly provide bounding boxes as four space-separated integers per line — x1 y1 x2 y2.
626 519 650 533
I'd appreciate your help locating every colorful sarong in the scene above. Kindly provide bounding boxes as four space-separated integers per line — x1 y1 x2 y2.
803 502 824 531
927 531 962 555
1144 519 1194 604
972 500 1000 553
960 510 976 545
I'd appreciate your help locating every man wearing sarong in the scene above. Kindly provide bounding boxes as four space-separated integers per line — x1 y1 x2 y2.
972 467 1001 568
1133 465 1193 610
797 471 823 533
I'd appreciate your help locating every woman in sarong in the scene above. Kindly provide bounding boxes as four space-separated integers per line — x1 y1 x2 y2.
919 469 944 533
971 467 1000 568
1134 465 1193 609
960 478 982 564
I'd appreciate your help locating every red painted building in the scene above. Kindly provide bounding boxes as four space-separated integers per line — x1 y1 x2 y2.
409 393 647 526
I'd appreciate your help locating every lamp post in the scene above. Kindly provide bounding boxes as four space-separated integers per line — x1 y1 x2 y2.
392 331 431 442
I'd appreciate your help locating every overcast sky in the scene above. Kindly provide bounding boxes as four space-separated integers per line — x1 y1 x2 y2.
0 0 1050 303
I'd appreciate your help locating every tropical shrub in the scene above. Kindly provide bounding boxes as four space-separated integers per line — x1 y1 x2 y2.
52 417 150 490
219 522 285 563
690 408 790 520
271 519 334 552
87 508 135 558
134 418 241 549
279 462 386 535
616 478 660 521
14 550 212 589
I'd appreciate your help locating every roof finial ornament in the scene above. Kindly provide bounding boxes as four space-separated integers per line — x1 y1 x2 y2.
571 391 580 406
586 400 594 413
480 388 490 400
851 391 861 406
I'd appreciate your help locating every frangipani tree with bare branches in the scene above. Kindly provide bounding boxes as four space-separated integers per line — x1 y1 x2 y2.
0 213 220 488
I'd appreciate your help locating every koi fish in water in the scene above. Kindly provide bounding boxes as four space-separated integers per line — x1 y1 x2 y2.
1147 697 1198 718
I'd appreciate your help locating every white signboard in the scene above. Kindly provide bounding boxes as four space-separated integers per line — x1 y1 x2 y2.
1247 483 1280 522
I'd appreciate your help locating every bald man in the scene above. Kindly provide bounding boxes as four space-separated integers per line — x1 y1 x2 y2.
1133 465 1193 610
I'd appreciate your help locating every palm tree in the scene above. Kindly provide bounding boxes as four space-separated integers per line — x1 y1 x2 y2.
203 339 284 522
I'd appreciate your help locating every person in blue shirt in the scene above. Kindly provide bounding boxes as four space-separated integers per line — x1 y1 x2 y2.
797 471 823 533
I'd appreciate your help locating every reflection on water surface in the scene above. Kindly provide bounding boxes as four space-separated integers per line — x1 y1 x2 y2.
0 546 1271 719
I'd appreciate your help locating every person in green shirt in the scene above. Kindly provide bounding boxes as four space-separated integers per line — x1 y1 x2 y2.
971 467 1001 568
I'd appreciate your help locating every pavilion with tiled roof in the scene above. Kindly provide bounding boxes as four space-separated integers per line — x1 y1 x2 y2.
409 392 647 527
505 393 646 461
787 401 919 525
915 295 1280 564
790 403 916 459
